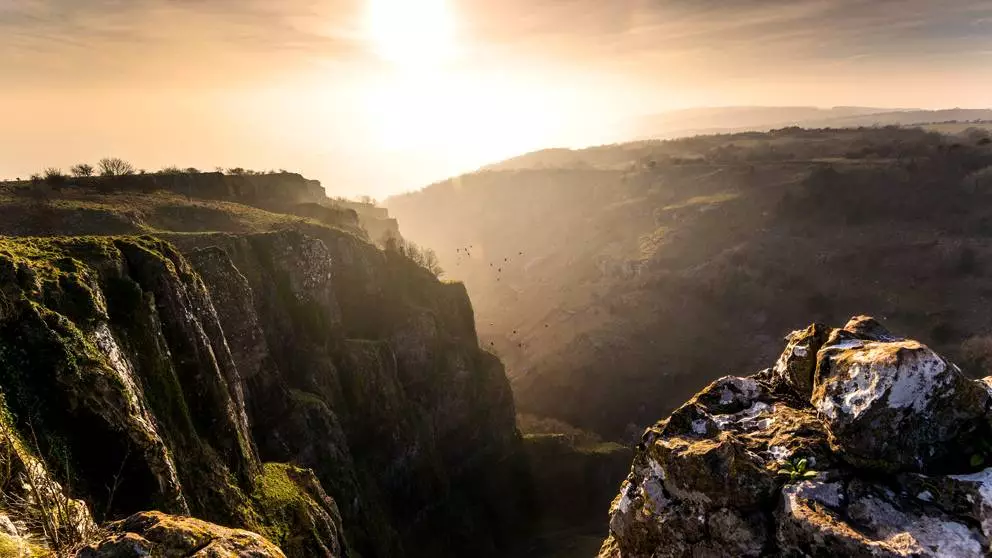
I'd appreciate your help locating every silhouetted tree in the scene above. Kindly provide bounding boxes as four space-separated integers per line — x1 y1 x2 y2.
99 158 135 176
70 163 94 177
43 168 67 187
404 241 444 277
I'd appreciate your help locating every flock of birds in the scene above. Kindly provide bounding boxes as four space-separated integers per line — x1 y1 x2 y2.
453 245 525 284
451 245 550 351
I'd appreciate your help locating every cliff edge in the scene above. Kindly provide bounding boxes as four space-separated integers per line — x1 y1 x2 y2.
602 316 992 557
0 227 528 557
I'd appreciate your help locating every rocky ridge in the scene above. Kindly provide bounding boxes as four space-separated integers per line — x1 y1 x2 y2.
602 316 992 557
0 225 528 557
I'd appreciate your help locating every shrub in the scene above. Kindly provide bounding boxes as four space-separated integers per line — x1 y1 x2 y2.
98 158 135 177
158 166 183 175
70 164 94 178
42 168 67 187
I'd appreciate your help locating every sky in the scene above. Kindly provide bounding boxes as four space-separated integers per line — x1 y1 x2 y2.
1 0 991 198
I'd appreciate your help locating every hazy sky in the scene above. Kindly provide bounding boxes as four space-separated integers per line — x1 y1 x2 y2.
1 0 991 197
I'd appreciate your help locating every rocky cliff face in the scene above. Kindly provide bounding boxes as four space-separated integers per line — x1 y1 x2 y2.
0 227 528 557
602 316 992 557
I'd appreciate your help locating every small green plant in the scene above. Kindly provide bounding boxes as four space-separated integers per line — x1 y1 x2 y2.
969 439 992 467
777 457 817 482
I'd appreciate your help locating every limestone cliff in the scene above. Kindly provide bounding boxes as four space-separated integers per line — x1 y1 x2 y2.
602 316 992 557
0 227 528 557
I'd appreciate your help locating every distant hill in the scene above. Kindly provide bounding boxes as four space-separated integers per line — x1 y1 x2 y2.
625 106 992 142
388 124 992 439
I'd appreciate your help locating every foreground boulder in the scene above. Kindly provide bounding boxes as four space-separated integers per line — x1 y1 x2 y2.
77 512 285 557
601 316 992 557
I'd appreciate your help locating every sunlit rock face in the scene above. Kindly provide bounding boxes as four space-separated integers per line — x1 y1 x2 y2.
77 511 287 558
601 316 992 558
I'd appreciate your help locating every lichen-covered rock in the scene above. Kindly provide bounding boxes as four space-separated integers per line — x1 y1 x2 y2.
812 320 991 472
778 479 985 557
252 464 345 558
602 316 992 558
76 511 286 557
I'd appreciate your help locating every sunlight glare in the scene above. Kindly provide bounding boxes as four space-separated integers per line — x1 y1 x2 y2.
361 71 562 167
365 0 456 67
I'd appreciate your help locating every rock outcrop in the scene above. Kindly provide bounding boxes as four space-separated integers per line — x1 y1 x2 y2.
0 228 529 557
77 512 286 558
602 316 992 557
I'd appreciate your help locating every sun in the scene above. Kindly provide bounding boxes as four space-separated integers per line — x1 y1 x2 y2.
365 0 457 68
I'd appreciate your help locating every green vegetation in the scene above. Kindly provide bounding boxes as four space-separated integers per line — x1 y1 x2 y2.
252 463 303 545
250 463 342 557
777 458 817 483
0 532 51 557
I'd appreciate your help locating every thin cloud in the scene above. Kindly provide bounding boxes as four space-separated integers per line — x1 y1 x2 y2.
0 0 363 86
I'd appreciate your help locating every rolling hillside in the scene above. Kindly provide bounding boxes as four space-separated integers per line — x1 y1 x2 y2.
388 125 992 438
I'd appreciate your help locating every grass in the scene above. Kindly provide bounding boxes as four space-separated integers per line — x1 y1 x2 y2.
0 185 359 238
251 463 310 548
0 532 51 558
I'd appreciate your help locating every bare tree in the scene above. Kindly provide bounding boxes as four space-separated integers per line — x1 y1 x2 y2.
404 241 444 277
98 158 135 176
70 163 94 177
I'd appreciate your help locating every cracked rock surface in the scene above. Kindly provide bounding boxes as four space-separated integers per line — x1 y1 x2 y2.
601 316 992 557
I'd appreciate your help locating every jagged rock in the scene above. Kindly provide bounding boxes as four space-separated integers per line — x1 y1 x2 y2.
603 375 833 557
899 468 992 542
812 321 991 472
771 322 831 399
777 479 985 557
602 316 992 558
76 511 285 557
